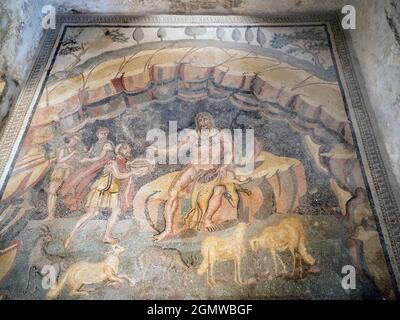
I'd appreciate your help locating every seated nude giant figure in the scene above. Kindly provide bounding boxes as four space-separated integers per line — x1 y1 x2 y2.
150 112 251 242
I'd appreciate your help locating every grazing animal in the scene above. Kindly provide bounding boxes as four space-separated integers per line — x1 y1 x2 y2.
46 244 134 299
135 246 189 280
197 222 248 287
250 216 315 277
25 225 67 294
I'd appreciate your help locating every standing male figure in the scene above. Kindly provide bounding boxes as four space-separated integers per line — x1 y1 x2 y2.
80 127 114 164
64 143 150 248
60 127 114 211
46 134 80 221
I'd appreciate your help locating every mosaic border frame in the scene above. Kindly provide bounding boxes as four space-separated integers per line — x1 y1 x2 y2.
0 13 399 293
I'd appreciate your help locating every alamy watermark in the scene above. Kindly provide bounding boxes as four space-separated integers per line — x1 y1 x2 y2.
145 120 255 174
341 265 356 290
42 5 56 30
41 265 57 290
342 5 357 30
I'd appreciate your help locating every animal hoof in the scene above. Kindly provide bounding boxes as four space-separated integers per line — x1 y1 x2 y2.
63 238 71 249
246 277 257 285
103 237 119 244
109 282 122 288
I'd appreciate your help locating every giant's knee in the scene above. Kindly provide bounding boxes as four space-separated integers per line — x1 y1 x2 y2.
213 186 225 197
168 187 181 199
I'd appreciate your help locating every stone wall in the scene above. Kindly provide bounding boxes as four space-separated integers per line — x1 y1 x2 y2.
0 0 399 186
346 0 400 187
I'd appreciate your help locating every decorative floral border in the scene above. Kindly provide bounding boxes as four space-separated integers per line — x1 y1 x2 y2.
0 13 399 293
